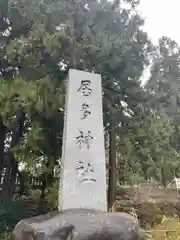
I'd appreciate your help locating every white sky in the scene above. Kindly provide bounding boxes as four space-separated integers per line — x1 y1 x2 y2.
136 0 180 84
138 0 180 45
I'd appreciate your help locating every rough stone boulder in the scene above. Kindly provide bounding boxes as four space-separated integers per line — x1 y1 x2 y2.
12 209 146 240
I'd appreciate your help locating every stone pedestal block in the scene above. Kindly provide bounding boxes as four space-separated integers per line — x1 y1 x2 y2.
13 209 145 240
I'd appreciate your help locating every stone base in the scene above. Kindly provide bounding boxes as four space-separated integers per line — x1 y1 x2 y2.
12 209 146 240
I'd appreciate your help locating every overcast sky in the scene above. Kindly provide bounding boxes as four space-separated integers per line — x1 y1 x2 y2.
136 0 180 84
138 0 180 45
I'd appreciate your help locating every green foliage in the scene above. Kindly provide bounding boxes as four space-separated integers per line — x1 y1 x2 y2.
145 36 180 182
46 181 59 210
0 0 154 185
1 1 180 236
0 0 179 190
0 200 36 235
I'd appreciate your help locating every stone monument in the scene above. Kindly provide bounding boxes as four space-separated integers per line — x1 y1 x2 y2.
59 69 107 211
12 69 146 240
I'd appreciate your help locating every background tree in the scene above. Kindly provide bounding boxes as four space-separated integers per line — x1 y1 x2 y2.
1 0 180 208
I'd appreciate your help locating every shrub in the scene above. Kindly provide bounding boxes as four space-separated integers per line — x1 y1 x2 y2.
0 200 36 237
46 181 59 210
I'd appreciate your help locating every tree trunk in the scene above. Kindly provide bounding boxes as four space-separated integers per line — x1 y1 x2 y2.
108 123 117 211
142 165 148 180
0 116 6 172
19 171 26 195
1 111 25 202
38 159 54 212
1 167 11 203
1 153 18 203
10 153 18 197
161 167 167 188
0 116 6 202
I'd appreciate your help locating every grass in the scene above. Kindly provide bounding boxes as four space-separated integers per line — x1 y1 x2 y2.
149 216 180 239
